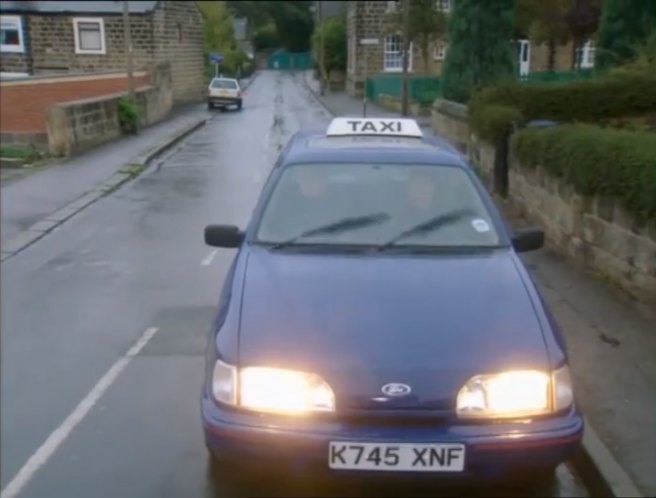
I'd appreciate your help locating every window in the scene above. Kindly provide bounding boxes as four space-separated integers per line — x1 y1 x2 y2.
436 0 451 12
383 34 412 72
211 78 239 89
73 18 106 54
1 15 25 53
254 163 502 249
386 1 398 13
578 39 596 69
433 41 447 60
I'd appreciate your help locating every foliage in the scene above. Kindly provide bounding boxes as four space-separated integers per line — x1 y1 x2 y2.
469 70 656 141
597 0 656 69
312 15 346 76
117 97 140 135
391 0 448 75
253 22 279 52
266 0 314 52
512 125 656 222
470 104 524 144
607 31 656 76
441 0 515 103
0 145 41 161
198 1 249 76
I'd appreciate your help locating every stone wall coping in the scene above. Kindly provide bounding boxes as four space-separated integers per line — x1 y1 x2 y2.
0 69 148 86
433 98 469 120
53 85 153 109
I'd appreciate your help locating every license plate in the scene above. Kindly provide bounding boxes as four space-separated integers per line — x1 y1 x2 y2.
328 442 465 472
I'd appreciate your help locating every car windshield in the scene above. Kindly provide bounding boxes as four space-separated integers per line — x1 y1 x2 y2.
255 163 503 249
211 79 238 89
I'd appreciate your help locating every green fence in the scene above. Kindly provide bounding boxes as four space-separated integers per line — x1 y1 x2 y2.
267 50 314 70
366 75 441 105
519 69 596 84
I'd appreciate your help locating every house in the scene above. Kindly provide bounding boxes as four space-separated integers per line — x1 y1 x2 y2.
346 0 597 97
0 1 205 104
0 1 204 153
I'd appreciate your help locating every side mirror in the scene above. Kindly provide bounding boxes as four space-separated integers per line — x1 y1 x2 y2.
512 227 544 253
204 225 244 248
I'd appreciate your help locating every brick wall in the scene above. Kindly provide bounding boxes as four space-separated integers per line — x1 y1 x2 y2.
152 1 204 104
0 71 149 133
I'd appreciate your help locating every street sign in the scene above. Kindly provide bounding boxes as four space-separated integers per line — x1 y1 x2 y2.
360 38 379 45
209 52 223 64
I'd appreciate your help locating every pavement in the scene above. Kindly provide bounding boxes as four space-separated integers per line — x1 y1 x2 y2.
302 70 656 498
0 69 648 498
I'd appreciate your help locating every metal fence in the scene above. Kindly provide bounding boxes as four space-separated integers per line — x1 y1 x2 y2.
365 75 441 106
365 70 596 106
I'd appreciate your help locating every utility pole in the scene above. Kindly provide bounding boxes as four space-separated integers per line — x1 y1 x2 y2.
123 0 135 101
401 0 410 116
318 1 326 96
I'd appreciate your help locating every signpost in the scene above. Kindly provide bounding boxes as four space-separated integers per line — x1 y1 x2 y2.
210 52 223 78
359 38 379 117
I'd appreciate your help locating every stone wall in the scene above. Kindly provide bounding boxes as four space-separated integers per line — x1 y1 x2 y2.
431 101 656 305
45 66 172 158
152 1 205 104
509 163 656 304
23 13 154 75
346 1 433 97
377 93 431 116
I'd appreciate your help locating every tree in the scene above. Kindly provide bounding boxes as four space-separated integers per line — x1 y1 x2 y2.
312 16 347 78
514 0 601 71
197 1 248 77
596 0 656 69
266 1 314 52
393 0 448 75
441 0 515 103
253 22 280 52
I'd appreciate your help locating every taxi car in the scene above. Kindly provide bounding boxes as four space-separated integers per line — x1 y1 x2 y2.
207 77 242 111
200 117 583 483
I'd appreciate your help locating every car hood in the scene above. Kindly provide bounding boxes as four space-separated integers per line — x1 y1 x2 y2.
238 246 550 412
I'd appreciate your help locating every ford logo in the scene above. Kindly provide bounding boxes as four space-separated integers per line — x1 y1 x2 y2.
381 383 412 397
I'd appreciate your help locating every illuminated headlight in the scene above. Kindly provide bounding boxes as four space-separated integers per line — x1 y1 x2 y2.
211 361 335 415
456 366 573 419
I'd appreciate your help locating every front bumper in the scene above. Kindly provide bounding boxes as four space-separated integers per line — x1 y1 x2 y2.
201 389 583 481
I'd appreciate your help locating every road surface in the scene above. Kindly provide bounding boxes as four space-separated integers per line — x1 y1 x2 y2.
1 71 589 498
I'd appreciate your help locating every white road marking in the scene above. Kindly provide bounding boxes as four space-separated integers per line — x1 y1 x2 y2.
0 326 160 498
201 249 218 266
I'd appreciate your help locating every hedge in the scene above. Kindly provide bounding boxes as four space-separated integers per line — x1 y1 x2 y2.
512 125 656 222
470 71 656 143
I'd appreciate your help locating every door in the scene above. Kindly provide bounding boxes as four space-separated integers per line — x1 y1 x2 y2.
517 39 530 77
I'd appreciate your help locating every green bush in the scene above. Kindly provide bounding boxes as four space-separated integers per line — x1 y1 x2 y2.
469 70 656 141
117 97 141 134
512 125 656 222
469 104 524 144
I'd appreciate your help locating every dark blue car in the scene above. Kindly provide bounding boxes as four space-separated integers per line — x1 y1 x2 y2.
201 118 583 484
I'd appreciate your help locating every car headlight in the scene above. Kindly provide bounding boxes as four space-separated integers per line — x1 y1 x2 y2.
456 366 573 419
210 361 335 415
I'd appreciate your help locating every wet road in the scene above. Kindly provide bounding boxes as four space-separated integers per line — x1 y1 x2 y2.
1 71 588 498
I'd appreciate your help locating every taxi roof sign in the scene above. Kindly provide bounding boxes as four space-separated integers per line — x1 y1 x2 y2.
326 118 423 138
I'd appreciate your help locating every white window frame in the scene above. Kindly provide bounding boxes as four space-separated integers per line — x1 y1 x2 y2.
383 34 412 73
435 0 451 13
579 39 596 69
1 15 25 53
433 41 447 60
73 17 106 55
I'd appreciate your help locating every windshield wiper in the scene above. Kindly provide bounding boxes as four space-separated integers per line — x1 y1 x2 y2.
377 208 475 250
270 212 391 249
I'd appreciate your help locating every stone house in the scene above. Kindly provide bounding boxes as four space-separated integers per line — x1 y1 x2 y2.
346 0 597 97
0 1 205 104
